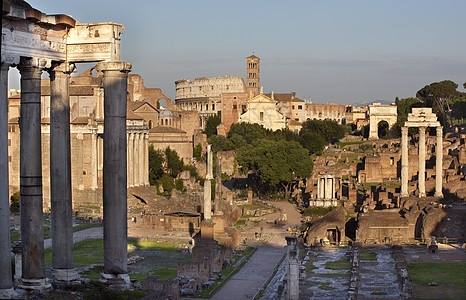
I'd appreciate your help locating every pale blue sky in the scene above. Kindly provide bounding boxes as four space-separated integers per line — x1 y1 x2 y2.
10 0 466 105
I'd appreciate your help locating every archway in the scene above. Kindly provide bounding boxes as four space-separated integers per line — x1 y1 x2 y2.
377 120 390 139
157 98 167 110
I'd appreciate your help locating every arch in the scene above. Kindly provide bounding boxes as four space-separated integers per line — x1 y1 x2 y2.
157 98 167 110
368 105 398 139
377 120 390 139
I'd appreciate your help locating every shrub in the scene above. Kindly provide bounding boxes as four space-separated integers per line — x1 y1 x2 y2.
10 191 20 213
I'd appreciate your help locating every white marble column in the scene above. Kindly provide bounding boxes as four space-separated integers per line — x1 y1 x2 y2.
18 57 50 289
435 126 443 197
48 62 79 282
97 61 131 286
128 133 134 187
286 236 299 300
204 145 213 220
0 63 14 293
144 134 149 185
133 133 139 186
401 126 409 197
138 133 144 186
418 127 426 198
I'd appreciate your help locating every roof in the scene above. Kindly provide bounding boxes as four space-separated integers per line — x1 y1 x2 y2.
149 126 186 134
127 111 144 120
159 109 173 117
247 54 260 60
265 92 297 102
288 119 302 126
127 100 158 112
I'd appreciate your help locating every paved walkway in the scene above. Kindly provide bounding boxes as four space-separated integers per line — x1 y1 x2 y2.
211 234 287 300
43 226 103 249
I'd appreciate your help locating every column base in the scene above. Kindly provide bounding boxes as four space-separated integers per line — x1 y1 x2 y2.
100 273 130 289
18 278 51 290
52 268 80 282
400 193 409 198
434 192 443 198
418 192 426 198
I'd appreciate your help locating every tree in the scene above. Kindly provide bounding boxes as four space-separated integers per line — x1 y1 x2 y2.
236 139 313 199
204 115 221 138
208 135 234 153
165 147 184 177
227 122 268 144
300 119 345 142
299 131 326 155
148 145 164 185
416 80 459 125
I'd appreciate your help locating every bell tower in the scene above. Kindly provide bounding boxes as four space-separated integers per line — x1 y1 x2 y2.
246 54 260 97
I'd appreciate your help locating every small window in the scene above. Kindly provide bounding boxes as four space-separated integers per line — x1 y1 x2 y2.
212 104 215 111
260 112 264 121
233 104 237 109
292 105 295 109
298 105 303 110
295 118 299 121
206 104 208 111
390 157 394 165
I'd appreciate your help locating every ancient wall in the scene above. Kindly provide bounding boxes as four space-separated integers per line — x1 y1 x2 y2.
175 76 246 100
306 103 348 124
220 92 248 132
127 74 175 110
149 126 193 165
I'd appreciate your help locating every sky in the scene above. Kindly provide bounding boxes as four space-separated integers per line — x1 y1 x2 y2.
8 0 466 105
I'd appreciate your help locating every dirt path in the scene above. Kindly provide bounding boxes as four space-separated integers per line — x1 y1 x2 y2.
43 227 103 249
210 201 302 299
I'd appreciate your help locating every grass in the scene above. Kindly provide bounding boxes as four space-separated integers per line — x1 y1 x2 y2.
319 282 336 290
237 203 268 210
302 206 335 218
45 238 104 267
338 141 365 148
371 291 387 295
73 223 102 232
67 281 146 299
235 219 246 227
360 248 377 261
314 273 350 278
325 259 351 270
408 262 466 287
127 240 186 253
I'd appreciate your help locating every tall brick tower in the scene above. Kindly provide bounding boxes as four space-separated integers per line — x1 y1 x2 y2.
246 54 260 97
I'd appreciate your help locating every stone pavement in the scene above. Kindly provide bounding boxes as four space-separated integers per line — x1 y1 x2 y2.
43 226 103 249
211 234 287 300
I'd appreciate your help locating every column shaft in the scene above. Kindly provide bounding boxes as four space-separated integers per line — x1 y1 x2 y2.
134 133 139 186
49 62 77 279
0 63 13 290
418 127 426 197
128 133 134 186
144 134 149 185
435 126 443 197
91 131 98 189
401 127 409 197
139 134 144 185
97 61 131 276
18 59 45 281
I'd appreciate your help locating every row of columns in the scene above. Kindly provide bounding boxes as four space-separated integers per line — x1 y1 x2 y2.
317 176 335 200
0 59 131 293
401 126 443 198
127 132 149 187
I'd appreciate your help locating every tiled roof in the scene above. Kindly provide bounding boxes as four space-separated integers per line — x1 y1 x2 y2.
149 126 186 134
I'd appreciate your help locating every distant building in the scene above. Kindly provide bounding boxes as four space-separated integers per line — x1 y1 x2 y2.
238 91 286 131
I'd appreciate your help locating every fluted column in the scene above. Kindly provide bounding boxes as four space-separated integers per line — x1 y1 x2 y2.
97 61 131 285
435 126 443 197
401 126 409 197
0 63 13 292
418 127 426 198
91 130 98 189
133 133 139 186
48 62 79 282
144 134 149 185
128 133 134 187
139 133 144 185
18 58 50 289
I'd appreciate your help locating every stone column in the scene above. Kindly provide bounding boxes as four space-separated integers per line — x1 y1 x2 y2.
0 63 14 295
133 133 139 186
144 134 149 185
17 58 50 289
139 133 144 185
285 236 299 300
401 126 409 197
204 145 213 220
128 133 134 187
418 127 426 198
435 126 443 197
48 62 79 282
96 61 131 286
91 130 98 189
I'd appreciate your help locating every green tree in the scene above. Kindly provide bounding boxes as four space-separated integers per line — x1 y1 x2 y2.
229 133 247 149
208 135 234 153
165 147 184 177
450 96 466 123
204 115 221 138
300 119 345 142
10 191 20 213
236 139 313 199
227 122 268 144
193 143 203 161
148 145 164 185
416 80 459 125
299 131 326 155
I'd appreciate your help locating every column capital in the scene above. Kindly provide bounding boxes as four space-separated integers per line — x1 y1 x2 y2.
401 126 408 134
47 61 76 75
96 61 132 73
418 126 427 132
436 126 443 136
